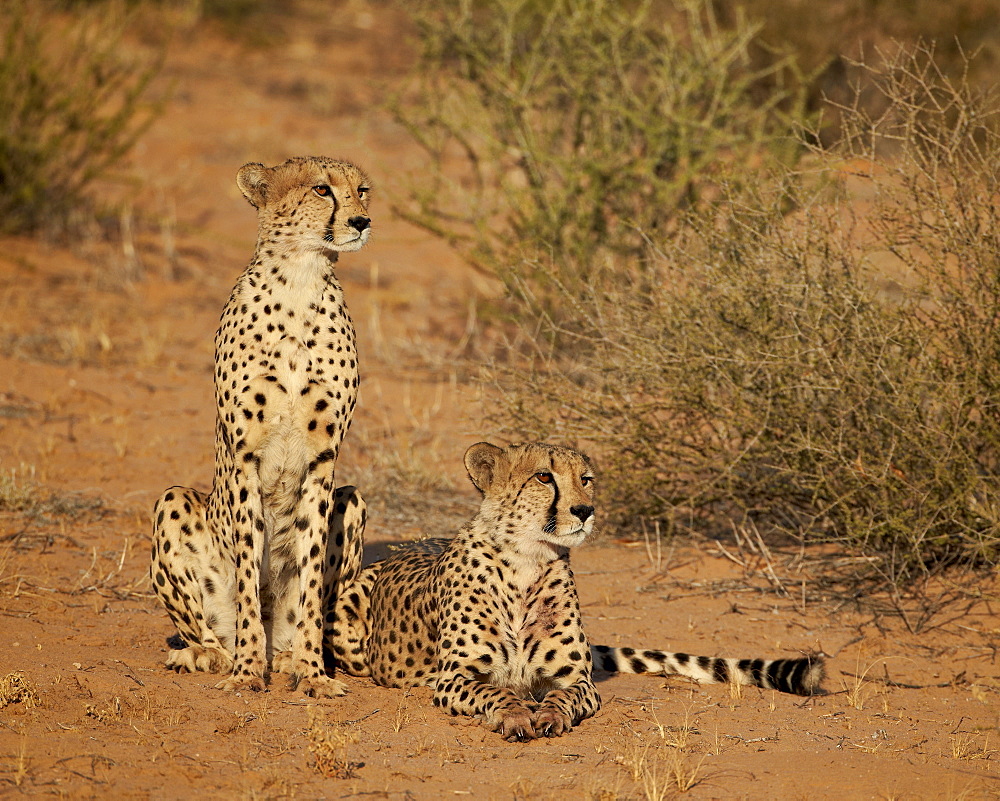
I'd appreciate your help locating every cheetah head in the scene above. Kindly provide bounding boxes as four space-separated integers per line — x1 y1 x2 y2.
236 156 372 254
464 442 596 556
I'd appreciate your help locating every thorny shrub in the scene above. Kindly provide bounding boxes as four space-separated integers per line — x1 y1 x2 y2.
389 0 808 287
488 46 1000 586
393 0 1000 588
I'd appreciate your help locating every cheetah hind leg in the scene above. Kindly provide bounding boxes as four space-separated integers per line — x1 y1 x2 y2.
151 486 236 676
272 485 370 683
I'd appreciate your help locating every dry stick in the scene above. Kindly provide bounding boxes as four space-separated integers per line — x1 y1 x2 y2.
341 709 381 726
712 540 748 569
829 635 866 658
749 521 788 596
642 519 665 574
724 732 780 744
116 660 144 688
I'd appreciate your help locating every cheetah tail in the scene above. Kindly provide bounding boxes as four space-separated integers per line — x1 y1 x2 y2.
590 645 824 696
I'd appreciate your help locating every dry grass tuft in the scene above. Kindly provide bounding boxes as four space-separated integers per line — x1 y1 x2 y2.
305 709 364 780
840 654 886 712
0 464 39 513
950 733 997 762
618 741 709 799
85 696 124 724
0 672 41 710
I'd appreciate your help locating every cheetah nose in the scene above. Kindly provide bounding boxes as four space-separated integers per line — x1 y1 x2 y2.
348 216 370 233
570 504 594 523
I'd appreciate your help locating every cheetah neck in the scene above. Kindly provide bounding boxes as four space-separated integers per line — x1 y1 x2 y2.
252 246 339 286
465 514 568 593
242 250 347 325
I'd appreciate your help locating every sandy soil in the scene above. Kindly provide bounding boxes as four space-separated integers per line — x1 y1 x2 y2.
1 6 998 799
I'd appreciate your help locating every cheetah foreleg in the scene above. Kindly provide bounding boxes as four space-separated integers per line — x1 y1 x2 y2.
531 679 602 738
216 465 268 693
285 467 347 698
272 487 369 682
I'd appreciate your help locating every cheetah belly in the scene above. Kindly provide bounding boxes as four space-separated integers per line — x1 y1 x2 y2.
255 327 355 535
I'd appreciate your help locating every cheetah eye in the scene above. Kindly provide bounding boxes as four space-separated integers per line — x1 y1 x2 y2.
313 185 332 197
534 472 554 485
581 475 594 487
357 185 369 198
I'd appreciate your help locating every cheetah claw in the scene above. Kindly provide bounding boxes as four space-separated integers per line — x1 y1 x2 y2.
496 706 537 741
531 709 570 738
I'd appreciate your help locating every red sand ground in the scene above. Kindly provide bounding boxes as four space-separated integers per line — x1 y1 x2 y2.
1 7 997 799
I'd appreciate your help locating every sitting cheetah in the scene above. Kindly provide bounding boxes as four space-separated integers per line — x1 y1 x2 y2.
325 442 824 740
151 156 372 698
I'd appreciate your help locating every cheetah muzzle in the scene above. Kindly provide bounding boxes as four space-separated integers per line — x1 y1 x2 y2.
322 442 824 740
151 156 372 698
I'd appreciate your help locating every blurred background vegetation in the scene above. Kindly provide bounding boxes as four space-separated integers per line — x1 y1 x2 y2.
0 0 163 235
2 0 998 592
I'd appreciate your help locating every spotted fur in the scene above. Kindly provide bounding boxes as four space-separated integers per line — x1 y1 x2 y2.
590 647 823 695
325 442 823 740
150 156 372 697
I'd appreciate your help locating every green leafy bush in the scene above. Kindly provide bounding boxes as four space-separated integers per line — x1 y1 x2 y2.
0 1 162 235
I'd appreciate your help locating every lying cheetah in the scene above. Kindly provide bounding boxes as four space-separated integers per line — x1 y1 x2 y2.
151 156 372 698
325 442 824 740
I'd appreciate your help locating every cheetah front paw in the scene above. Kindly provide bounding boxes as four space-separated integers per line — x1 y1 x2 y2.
491 704 537 742
289 672 348 698
166 645 234 675
215 674 267 693
531 708 572 738
215 663 267 693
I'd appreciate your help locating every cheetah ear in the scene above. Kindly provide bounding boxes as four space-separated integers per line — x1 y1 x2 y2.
464 442 505 494
236 162 269 209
